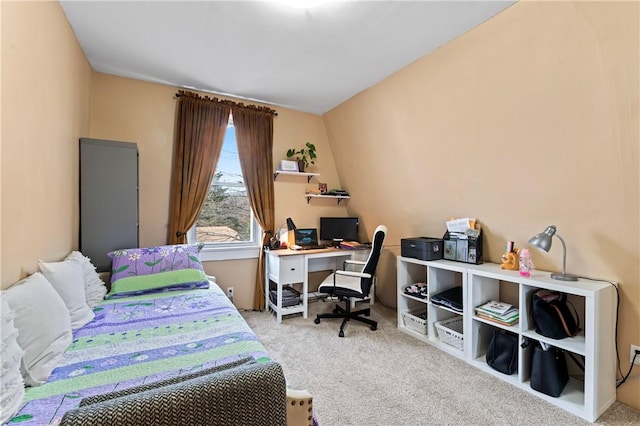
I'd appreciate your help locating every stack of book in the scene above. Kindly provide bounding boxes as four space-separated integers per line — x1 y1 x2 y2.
339 241 366 249
474 300 519 326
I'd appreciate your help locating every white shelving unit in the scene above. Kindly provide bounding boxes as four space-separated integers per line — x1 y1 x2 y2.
396 256 616 422
397 258 467 357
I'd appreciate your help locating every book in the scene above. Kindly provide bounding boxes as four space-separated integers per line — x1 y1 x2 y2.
477 300 513 315
474 304 519 324
339 241 366 249
476 312 520 327
476 308 518 320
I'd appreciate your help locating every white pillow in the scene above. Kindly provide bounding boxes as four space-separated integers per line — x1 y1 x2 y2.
39 259 95 330
65 251 107 308
0 296 25 424
3 273 72 386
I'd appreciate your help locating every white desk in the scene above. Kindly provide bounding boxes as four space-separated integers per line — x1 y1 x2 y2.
265 247 356 323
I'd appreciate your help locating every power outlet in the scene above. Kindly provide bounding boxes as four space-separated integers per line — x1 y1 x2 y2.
631 345 640 366
226 287 234 300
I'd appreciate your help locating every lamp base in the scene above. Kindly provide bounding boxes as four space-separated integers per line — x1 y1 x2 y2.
550 272 578 281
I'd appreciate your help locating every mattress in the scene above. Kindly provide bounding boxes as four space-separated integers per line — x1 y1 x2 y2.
10 284 270 426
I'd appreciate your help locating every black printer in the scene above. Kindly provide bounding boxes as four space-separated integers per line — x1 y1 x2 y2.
401 237 444 261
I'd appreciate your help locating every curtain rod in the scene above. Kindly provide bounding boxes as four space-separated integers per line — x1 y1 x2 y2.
175 91 278 116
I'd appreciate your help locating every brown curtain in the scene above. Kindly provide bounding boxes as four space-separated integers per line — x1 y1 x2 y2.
168 91 231 244
231 104 276 311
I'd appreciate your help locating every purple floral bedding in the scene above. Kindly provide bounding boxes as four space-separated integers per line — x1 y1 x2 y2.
10 284 270 426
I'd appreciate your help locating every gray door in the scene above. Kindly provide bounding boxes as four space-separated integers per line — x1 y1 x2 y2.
80 138 138 272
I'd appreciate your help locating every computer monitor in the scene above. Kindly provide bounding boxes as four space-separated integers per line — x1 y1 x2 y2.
319 217 359 245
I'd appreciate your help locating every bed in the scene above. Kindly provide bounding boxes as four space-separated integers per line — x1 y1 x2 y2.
2 246 312 426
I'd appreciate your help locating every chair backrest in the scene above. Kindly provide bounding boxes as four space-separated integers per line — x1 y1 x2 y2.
359 225 387 295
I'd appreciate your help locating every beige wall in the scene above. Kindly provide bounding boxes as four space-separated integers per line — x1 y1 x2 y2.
2 0 638 411
323 1 639 408
1 0 92 286
89 73 348 309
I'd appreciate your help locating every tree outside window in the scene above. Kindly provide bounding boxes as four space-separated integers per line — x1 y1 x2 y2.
194 124 259 246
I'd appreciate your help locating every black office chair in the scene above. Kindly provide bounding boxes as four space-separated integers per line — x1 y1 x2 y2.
314 225 387 337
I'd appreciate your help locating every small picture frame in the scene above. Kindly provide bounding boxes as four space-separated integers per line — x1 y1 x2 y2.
278 160 298 172
318 183 328 194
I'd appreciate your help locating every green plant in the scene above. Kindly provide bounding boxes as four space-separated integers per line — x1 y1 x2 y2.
286 142 317 169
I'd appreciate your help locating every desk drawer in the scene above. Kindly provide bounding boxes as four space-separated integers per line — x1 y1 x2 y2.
270 256 304 283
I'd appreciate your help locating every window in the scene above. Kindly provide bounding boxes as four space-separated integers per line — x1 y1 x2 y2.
189 120 261 260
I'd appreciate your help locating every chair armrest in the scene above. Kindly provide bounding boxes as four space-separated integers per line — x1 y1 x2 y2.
335 270 372 279
342 259 365 271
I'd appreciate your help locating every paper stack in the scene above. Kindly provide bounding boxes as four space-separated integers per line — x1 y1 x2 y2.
474 300 519 326
445 217 480 238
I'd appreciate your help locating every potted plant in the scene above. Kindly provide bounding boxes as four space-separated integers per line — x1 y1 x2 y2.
286 142 317 172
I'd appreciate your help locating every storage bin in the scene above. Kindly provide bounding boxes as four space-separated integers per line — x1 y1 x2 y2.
442 230 483 264
269 287 300 307
401 310 427 335
434 317 464 351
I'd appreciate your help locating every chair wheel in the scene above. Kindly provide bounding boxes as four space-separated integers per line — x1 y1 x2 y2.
314 318 320 324
339 330 344 337
370 325 377 331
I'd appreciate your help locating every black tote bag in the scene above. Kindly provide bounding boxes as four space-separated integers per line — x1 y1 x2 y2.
531 290 579 339
486 330 518 375
530 344 569 397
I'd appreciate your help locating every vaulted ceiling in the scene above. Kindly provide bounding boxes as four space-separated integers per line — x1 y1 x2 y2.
60 1 514 114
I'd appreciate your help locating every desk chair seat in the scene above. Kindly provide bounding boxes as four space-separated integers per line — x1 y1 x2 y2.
314 225 387 337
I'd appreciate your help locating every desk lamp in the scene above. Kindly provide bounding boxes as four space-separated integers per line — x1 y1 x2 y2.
285 218 297 246
270 218 297 249
528 225 578 281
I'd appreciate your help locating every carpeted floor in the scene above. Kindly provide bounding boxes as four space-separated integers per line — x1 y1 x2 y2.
241 299 640 426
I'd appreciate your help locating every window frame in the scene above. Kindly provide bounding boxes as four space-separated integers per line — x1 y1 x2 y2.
189 221 262 261
188 121 263 261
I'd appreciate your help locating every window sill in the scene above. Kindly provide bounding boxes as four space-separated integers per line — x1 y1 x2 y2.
199 245 261 262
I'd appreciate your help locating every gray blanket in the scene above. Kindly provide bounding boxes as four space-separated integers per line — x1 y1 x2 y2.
60 361 287 426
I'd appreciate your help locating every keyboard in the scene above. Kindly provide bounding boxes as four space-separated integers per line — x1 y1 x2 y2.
291 244 326 250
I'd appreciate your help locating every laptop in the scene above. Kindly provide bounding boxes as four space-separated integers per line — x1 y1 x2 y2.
430 286 463 313
293 228 325 250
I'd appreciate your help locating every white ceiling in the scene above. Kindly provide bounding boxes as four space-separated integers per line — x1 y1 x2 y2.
60 0 514 114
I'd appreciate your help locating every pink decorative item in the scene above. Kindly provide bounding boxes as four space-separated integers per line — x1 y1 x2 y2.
519 248 532 277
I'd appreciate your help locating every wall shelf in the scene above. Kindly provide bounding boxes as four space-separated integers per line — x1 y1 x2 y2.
272 170 351 204
273 170 319 182
305 194 350 205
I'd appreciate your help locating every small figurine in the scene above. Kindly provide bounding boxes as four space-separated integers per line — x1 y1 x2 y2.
501 247 520 270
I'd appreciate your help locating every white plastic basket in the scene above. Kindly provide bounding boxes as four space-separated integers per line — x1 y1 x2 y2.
401 310 427 335
434 317 464 351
